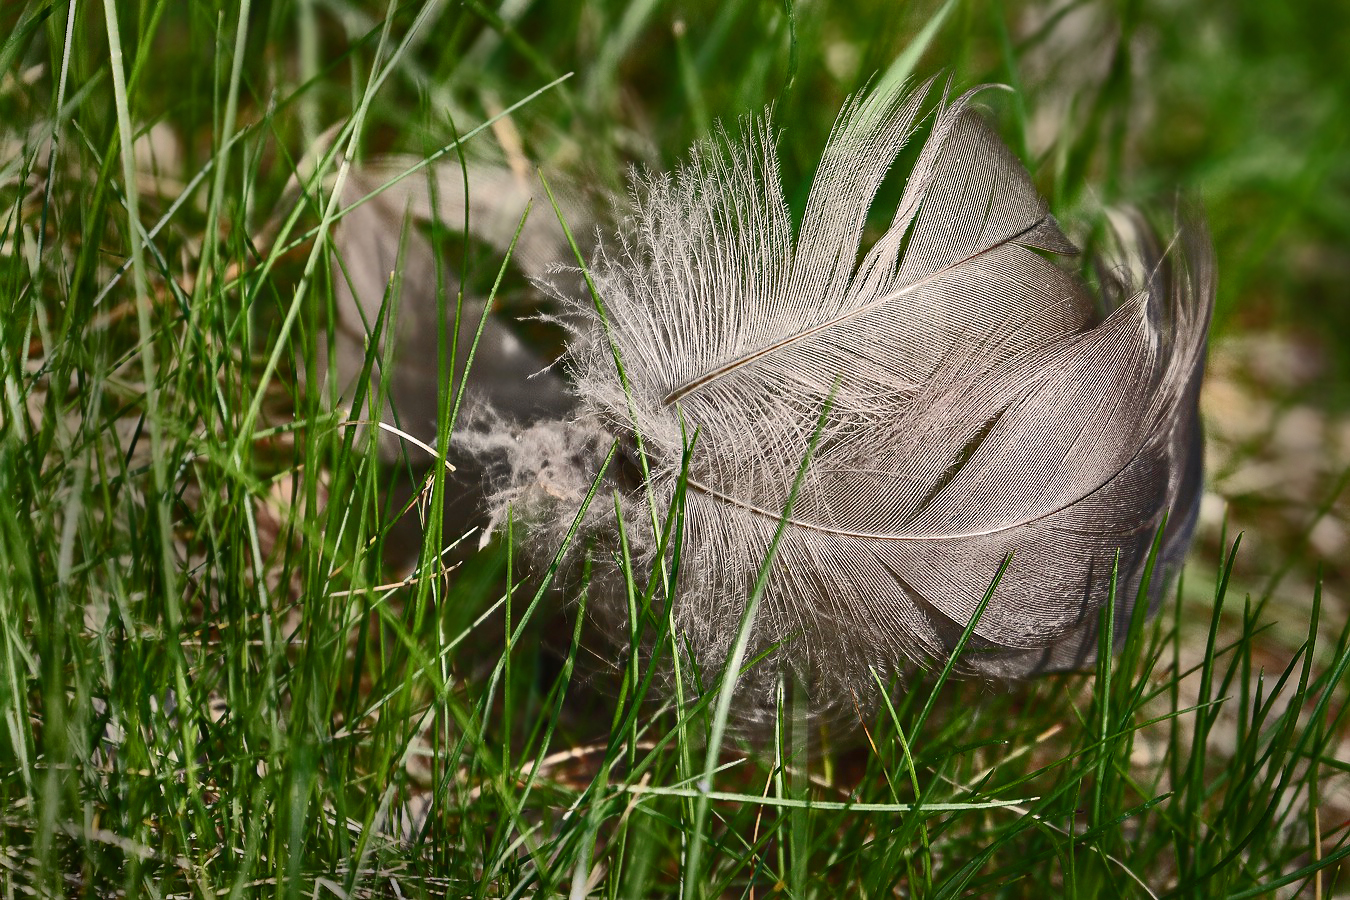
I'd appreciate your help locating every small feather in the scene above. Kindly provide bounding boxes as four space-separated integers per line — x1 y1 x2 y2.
460 81 1213 728
322 158 593 557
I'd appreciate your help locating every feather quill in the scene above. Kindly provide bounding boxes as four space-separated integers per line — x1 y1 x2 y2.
437 80 1213 727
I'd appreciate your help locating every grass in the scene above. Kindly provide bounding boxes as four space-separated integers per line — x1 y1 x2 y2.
2 0 1348 896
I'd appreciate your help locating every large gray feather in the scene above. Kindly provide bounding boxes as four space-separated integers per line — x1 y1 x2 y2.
448 80 1213 726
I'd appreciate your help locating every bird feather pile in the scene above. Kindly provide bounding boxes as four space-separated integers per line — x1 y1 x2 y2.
352 77 1215 729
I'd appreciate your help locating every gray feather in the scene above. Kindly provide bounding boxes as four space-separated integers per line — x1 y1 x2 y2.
325 158 588 457
478 81 1213 726
321 158 592 559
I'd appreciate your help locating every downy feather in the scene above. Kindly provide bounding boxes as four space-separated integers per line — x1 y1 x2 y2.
471 78 1214 728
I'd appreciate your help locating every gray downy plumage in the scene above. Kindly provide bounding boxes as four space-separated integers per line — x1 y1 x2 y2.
467 76 1214 730
320 77 1215 730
